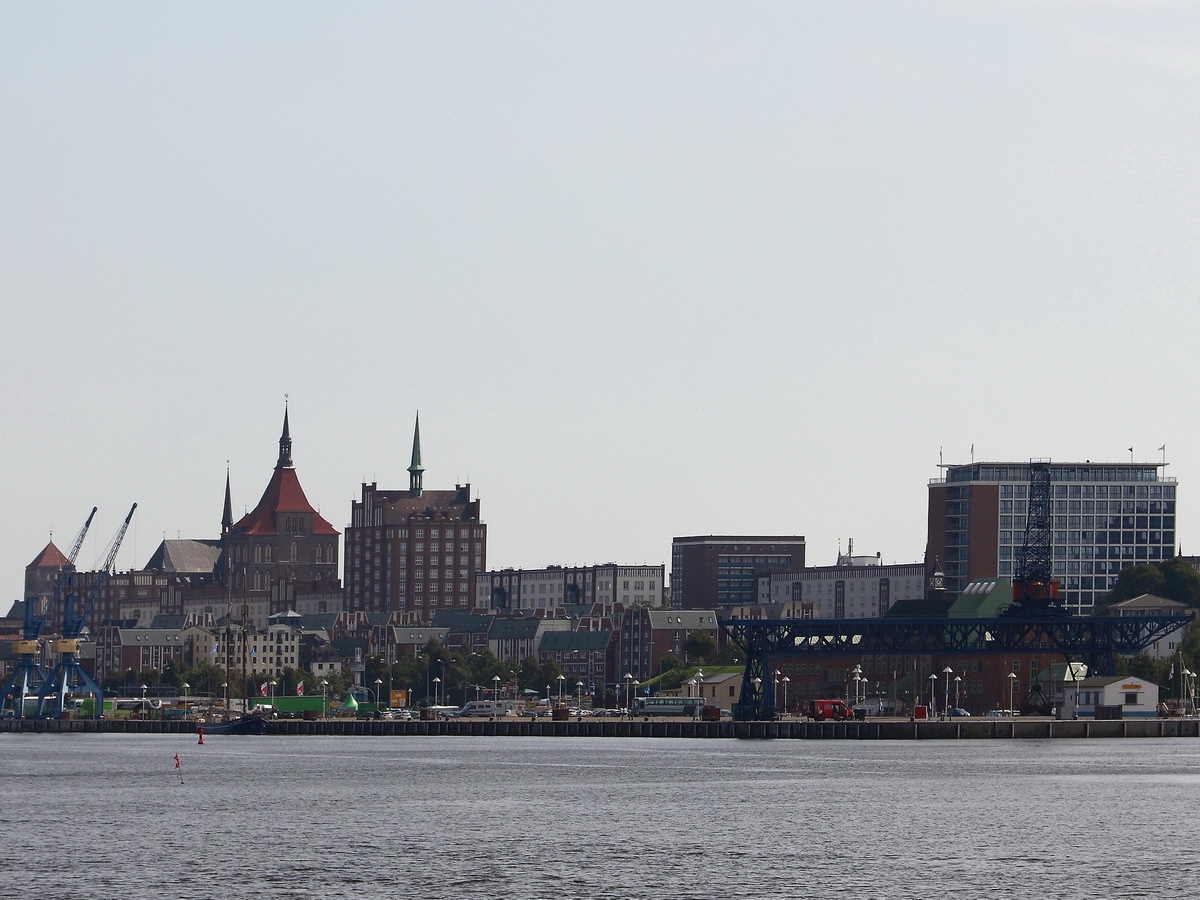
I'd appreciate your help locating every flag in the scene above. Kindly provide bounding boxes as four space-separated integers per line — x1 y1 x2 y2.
1159 445 1166 452
173 754 180 769
296 681 304 696
260 682 268 697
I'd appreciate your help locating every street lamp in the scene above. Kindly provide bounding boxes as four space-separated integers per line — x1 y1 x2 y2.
557 673 566 705
492 675 501 702
953 675 961 711
781 676 790 716
576 681 583 712
320 678 329 717
1007 671 1017 715
624 673 633 717
181 683 190 709
928 673 937 716
433 676 442 707
375 678 383 711
942 667 953 719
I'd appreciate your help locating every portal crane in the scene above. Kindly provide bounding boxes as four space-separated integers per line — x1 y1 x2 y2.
0 507 96 718
1005 459 1067 616
36 504 136 718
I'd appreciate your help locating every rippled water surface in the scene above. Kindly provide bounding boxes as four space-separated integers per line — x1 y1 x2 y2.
3 733 1199 899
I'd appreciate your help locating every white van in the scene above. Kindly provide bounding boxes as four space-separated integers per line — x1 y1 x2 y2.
459 700 520 717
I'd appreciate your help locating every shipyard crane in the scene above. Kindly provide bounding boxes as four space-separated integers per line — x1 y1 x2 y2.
0 507 97 718
1005 459 1067 616
35 503 137 719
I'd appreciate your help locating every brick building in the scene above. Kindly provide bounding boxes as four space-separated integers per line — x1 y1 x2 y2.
670 536 805 609
344 416 486 622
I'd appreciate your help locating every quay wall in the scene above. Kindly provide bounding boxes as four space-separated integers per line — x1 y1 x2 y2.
2 717 1199 739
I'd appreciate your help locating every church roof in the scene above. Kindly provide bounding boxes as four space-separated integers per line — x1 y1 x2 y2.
28 541 69 570
231 409 338 536
144 539 223 573
233 467 338 535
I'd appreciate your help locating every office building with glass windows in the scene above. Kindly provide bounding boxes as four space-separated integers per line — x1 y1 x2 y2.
670 535 806 610
928 461 1177 614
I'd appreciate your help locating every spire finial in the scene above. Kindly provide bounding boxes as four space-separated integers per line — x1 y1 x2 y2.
408 411 424 496
277 402 294 470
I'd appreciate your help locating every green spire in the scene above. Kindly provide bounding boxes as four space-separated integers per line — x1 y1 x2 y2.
408 412 424 495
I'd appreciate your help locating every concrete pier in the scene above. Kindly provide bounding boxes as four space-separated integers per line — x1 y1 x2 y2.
2 716 1197 739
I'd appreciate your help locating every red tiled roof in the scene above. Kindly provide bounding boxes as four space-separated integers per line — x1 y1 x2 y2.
28 541 69 569
232 468 339 536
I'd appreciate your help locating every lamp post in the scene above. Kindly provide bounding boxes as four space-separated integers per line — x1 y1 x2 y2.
375 678 383 711
953 675 961 712
269 680 277 703
320 678 329 718
624 673 633 718
181 683 190 711
433 676 442 708
221 682 228 711
1007 671 1017 715
781 676 790 716
557 673 566 705
492 675 501 703
850 665 862 705
576 681 583 709
942 667 953 719
125 668 133 697
928 673 937 716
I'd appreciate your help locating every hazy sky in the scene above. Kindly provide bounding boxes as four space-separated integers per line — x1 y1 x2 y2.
4 2 1200 603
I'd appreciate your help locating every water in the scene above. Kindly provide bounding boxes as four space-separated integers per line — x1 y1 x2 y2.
3 733 1199 899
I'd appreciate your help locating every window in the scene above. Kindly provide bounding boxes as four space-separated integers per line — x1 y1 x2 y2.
1124 693 1139 705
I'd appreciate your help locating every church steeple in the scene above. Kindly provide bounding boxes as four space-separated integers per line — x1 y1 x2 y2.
221 466 233 535
277 403 294 470
408 412 424 496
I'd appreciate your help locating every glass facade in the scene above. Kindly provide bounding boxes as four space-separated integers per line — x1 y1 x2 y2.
936 463 1176 614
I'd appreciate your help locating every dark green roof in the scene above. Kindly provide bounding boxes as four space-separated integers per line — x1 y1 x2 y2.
538 630 611 652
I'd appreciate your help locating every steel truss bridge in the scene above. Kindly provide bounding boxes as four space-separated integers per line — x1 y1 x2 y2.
720 612 1193 721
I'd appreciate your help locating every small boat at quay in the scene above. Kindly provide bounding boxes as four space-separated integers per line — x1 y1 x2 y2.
198 714 269 736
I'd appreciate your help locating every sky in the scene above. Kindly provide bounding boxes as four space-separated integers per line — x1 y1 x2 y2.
4 2 1200 603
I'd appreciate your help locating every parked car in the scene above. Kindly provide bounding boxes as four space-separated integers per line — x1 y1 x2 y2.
948 707 971 717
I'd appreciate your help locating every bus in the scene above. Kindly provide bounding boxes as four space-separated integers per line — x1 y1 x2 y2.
635 697 707 717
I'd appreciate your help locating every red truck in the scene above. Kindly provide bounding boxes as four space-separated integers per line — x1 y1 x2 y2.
802 698 853 721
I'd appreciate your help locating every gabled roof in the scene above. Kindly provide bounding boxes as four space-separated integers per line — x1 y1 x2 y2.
143 539 223 574
1103 593 1189 614
432 610 493 633
539 630 612 652
490 618 542 640
233 467 338 536
149 614 188 629
28 541 69 570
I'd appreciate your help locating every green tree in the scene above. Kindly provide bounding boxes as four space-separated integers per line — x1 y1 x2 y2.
1100 563 1165 606
684 630 716 663
1160 557 1200 607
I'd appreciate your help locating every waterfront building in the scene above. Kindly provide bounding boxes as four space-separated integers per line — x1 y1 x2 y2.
1100 593 1190 659
928 460 1178 614
613 607 723 683
759 551 926 619
474 563 664 616
537 629 612 696
670 535 806 610
344 415 486 622
1065 675 1159 718
24 541 70 626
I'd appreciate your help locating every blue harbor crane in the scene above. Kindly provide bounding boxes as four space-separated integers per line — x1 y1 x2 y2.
0 507 96 718
35 503 136 719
